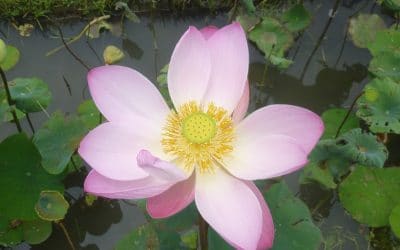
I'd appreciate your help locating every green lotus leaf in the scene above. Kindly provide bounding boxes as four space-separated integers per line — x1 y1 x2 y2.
339 166 400 227
282 4 312 32
22 219 52 245
356 77 400 133
35 191 69 221
299 161 337 189
115 224 159 250
0 45 20 71
390 203 400 238
0 216 23 247
369 51 400 80
77 99 102 130
264 181 323 250
0 133 63 220
337 128 388 168
33 111 87 175
321 108 359 139
367 29 400 56
7 77 52 113
348 14 386 48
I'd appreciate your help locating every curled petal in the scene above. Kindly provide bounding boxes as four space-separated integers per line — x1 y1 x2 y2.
147 174 195 218
195 167 262 249
88 65 169 124
237 104 324 154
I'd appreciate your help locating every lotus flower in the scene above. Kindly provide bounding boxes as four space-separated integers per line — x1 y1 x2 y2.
78 23 323 249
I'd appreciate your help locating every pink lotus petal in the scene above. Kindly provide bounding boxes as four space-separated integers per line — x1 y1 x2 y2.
147 174 195 218
246 182 274 249
78 121 164 181
168 26 211 108
203 22 249 113
137 150 188 181
195 167 263 250
199 25 218 40
88 65 170 124
237 104 324 154
232 80 250 123
84 170 173 199
225 134 308 180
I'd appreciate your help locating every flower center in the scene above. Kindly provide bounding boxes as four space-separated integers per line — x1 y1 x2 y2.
182 112 216 143
161 101 234 173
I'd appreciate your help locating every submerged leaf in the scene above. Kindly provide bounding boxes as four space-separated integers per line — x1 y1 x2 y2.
339 166 400 227
35 191 69 221
348 14 386 48
281 4 312 32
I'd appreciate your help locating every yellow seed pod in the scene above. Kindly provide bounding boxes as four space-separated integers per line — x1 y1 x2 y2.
0 39 7 64
103 45 124 65
365 86 379 102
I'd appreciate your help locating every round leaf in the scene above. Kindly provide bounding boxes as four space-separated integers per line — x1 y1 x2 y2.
9 77 52 113
369 51 400 80
0 45 20 71
390 204 400 238
367 29 400 57
348 14 386 48
0 39 6 63
115 224 159 250
33 111 87 174
321 108 359 139
22 219 52 244
35 191 69 221
264 181 323 250
0 133 63 220
339 166 400 227
282 4 312 32
356 78 400 133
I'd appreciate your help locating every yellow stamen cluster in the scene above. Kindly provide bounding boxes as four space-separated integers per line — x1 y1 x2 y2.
161 101 234 173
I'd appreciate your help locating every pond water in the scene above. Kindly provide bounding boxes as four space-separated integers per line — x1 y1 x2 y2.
1 0 398 249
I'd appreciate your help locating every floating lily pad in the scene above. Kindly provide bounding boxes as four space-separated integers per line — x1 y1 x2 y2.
348 14 386 48
7 77 51 113
22 219 52 245
367 29 400 56
282 4 312 32
0 216 23 247
369 51 400 80
337 128 388 168
321 108 359 139
0 39 6 63
264 181 323 250
339 166 400 227
115 224 159 250
0 45 20 71
390 203 400 238
77 99 102 130
299 161 337 189
356 77 400 133
35 191 69 221
0 133 63 220
103 45 124 65
33 111 87 175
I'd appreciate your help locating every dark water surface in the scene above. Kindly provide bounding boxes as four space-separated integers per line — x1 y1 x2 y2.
1 0 396 249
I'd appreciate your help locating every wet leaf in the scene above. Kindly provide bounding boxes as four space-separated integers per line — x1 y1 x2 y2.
339 166 400 227
0 45 20 71
33 111 87 175
115 224 159 250
390 203 400 238
299 162 337 189
264 181 323 250
282 4 312 32
35 191 69 221
337 128 388 168
77 99 102 130
348 14 386 48
0 133 63 220
356 78 400 133
22 219 52 244
321 108 359 139
8 77 51 113
103 45 124 65
0 39 6 63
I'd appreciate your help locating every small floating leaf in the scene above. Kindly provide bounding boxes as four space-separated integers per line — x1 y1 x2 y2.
0 45 20 71
264 181 323 250
22 219 52 244
390 204 400 238
339 166 400 227
115 224 159 250
282 4 312 32
8 77 52 113
33 111 87 175
348 14 386 48
103 45 125 65
321 108 359 139
356 77 400 133
0 133 63 220
35 191 69 221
